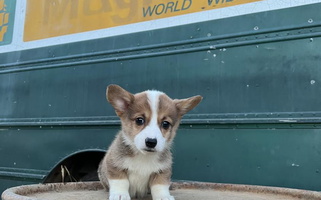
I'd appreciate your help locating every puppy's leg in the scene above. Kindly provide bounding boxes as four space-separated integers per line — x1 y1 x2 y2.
150 169 174 200
97 160 109 190
98 158 131 200
109 179 131 200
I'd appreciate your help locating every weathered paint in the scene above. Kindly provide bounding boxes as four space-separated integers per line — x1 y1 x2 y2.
24 0 261 41
0 0 15 45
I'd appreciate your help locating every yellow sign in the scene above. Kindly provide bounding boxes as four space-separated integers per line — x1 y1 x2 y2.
0 0 10 42
24 0 261 42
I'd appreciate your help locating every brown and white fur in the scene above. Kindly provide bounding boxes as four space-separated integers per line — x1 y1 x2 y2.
98 84 202 200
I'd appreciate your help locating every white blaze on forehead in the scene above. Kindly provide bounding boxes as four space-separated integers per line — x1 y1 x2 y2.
146 90 163 122
134 90 166 152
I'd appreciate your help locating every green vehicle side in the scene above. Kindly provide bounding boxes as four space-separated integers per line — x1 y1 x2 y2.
1 1 321 194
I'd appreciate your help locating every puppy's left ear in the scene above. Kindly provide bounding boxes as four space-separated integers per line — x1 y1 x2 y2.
106 84 134 117
174 95 203 116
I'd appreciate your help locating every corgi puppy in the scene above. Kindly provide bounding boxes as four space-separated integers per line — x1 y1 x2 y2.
98 85 202 200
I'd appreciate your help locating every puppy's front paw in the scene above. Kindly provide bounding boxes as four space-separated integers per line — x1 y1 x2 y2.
109 193 131 200
108 179 130 200
151 184 174 200
154 195 175 200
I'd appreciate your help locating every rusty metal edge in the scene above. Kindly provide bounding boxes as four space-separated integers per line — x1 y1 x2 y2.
2 181 321 200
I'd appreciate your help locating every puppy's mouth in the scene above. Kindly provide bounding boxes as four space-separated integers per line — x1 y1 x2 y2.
144 148 156 152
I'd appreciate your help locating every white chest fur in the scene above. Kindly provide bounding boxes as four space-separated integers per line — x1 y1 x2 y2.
122 153 167 198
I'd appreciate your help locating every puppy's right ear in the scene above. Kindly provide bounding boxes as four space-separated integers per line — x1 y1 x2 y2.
106 84 134 117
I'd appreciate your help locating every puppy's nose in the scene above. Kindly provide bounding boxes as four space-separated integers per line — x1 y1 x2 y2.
145 138 157 148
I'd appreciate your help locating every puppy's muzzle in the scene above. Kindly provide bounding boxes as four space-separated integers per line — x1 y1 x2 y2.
145 138 157 149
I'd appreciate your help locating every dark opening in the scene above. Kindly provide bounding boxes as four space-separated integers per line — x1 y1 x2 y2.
44 151 105 183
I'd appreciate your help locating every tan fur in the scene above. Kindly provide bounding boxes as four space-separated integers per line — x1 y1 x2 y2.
149 168 172 186
98 84 202 199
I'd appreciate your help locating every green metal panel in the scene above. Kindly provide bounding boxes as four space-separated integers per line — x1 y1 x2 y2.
1 4 321 118
174 124 321 191
0 126 117 170
1 2 321 194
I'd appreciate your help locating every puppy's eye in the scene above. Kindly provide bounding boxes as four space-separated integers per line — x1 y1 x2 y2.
162 121 171 130
135 117 145 126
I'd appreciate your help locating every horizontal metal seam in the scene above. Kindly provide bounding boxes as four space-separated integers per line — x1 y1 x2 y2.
0 170 46 181
2 21 320 68
1 24 321 74
1 113 321 127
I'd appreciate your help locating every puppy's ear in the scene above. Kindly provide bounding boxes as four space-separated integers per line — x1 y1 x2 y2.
106 84 134 117
174 95 202 116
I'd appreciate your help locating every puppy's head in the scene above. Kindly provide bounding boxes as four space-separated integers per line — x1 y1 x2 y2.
106 84 202 153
